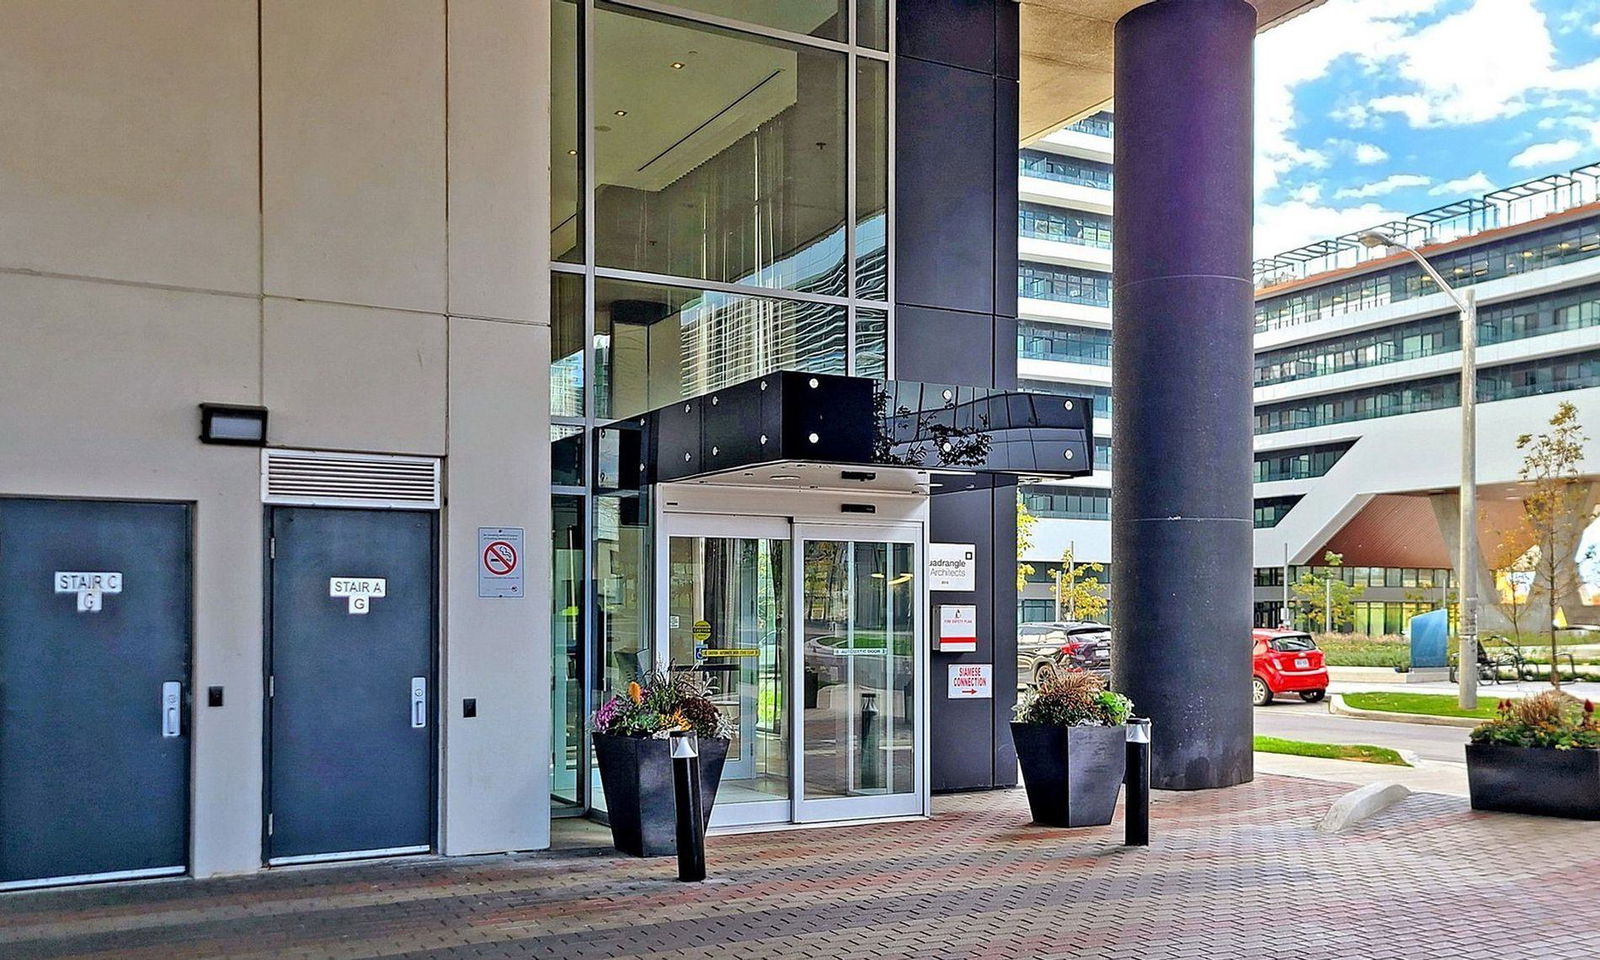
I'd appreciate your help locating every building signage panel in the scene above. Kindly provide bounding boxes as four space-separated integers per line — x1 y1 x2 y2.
477 527 525 598
935 603 978 652
54 570 123 613
947 663 993 699
928 542 976 591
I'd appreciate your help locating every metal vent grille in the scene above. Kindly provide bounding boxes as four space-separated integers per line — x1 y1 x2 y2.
262 449 441 510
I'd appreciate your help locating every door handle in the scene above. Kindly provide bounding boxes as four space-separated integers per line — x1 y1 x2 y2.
410 677 427 729
162 681 182 738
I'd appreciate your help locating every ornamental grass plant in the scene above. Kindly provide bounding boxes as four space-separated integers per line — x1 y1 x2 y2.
1013 669 1133 727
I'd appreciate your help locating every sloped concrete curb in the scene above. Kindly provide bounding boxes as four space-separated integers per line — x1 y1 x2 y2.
1316 781 1412 834
1329 693 1481 728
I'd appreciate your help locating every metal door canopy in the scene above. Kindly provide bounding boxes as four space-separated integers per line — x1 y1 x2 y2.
595 372 1094 492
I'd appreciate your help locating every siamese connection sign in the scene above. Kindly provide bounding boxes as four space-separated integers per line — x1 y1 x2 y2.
329 577 387 615
55 571 123 613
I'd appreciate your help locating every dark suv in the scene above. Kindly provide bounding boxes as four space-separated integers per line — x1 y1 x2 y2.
1017 621 1111 685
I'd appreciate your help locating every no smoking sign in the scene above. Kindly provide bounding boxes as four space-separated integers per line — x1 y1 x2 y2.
477 527 525 598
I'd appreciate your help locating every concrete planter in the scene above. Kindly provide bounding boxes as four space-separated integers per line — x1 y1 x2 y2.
1010 722 1126 827
1466 743 1600 820
592 733 728 856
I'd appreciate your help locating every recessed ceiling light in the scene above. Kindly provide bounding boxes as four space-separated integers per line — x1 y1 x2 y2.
614 109 628 117
769 474 801 482
670 61 685 69
567 149 577 155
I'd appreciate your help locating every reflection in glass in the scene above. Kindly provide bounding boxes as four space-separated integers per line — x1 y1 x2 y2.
857 0 888 50
637 0 847 41
856 58 888 301
551 0 582 263
552 495 585 809
551 425 584 487
802 540 915 799
551 272 584 417
590 492 651 813
596 277 846 420
593 5 847 294
856 308 887 379
667 536 790 804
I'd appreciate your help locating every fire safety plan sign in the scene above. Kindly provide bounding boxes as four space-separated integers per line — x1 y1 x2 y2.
947 663 993 699
477 527 525 598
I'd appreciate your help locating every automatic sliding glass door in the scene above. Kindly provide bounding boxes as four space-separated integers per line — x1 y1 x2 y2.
795 524 924 822
660 515 792 827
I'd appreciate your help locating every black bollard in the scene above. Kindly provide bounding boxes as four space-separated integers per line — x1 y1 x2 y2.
1125 717 1151 847
670 730 706 881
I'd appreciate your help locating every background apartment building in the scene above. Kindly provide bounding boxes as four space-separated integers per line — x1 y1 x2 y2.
1019 152 1600 634
1015 110 1116 623
1250 165 1600 634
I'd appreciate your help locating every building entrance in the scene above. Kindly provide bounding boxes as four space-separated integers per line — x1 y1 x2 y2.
657 509 925 827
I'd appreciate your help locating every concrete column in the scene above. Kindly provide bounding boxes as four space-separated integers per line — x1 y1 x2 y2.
1110 0 1255 790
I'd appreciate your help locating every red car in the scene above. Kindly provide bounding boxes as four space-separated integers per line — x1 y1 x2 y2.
1251 629 1328 706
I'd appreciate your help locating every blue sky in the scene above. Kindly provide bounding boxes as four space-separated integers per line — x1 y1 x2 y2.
1254 0 1600 256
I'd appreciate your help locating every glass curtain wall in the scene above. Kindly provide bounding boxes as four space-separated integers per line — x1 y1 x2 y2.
550 0 891 815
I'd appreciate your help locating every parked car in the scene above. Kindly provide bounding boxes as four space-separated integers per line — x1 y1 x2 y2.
1017 621 1111 686
1251 629 1328 706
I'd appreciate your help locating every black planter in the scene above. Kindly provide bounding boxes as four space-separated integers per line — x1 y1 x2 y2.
592 733 729 856
1010 722 1126 827
1466 743 1600 820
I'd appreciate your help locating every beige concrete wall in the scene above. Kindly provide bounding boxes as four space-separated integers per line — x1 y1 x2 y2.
0 0 553 877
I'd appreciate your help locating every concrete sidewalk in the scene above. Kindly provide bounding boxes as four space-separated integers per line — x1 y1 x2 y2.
1254 750 1468 795
6 776 1599 960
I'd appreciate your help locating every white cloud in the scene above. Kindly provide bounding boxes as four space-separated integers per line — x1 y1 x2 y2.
1352 143 1389 165
1334 173 1432 199
1509 139 1583 168
1255 199 1406 259
1429 171 1495 196
1363 0 1600 128
1253 0 1439 196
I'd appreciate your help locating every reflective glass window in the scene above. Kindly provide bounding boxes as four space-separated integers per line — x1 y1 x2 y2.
596 277 847 420
593 5 848 295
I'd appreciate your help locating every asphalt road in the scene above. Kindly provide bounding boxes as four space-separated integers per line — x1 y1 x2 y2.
1252 698 1471 763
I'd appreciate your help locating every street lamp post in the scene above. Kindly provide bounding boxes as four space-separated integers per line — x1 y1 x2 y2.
1360 231 1478 709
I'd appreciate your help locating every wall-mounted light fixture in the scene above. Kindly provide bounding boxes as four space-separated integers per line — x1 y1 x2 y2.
199 403 268 447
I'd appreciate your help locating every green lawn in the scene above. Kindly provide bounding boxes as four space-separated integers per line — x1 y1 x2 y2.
1341 691 1502 720
1253 735 1410 766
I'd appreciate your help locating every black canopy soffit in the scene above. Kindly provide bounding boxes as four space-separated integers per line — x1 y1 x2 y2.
593 372 1094 493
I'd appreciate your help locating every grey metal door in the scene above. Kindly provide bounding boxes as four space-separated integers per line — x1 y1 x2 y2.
0 498 191 889
266 507 436 864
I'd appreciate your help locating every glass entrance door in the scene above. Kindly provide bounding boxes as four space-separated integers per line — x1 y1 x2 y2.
662 516 792 827
795 524 923 822
657 513 926 827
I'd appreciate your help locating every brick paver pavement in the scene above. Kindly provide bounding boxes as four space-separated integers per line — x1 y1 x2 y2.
4 775 1600 960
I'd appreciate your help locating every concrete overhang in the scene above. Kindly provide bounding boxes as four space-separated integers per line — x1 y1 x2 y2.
1019 0 1326 144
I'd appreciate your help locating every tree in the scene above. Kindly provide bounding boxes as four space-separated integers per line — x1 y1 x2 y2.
1290 551 1365 633
1515 401 1592 690
1016 495 1038 592
1047 544 1108 623
1485 526 1537 641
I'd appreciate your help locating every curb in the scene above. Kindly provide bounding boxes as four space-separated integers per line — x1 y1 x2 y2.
1328 694 1481 729
1316 781 1412 834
